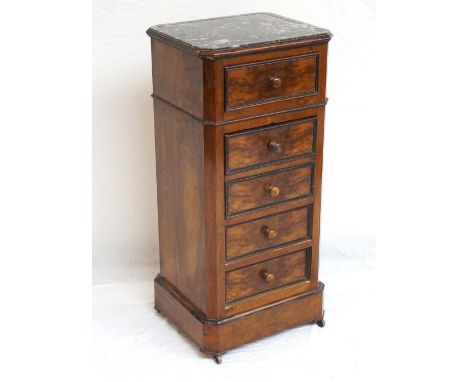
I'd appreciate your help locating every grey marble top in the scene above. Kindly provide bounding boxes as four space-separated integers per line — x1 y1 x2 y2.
147 13 330 51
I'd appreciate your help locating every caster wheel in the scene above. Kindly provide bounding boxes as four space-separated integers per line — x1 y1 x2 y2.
213 354 222 364
317 319 325 328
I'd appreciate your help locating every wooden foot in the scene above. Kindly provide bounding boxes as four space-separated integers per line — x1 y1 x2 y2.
155 306 161 314
316 319 325 328
213 354 222 364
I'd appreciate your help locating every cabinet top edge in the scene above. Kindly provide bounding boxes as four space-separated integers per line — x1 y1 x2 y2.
147 12 332 59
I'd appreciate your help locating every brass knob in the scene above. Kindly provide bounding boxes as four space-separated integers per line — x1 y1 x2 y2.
263 227 277 240
270 76 282 89
268 141 282 153
267 185 280 197
260 270 275 283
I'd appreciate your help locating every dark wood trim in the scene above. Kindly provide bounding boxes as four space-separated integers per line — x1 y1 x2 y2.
151 93 205 123
151 92 327 126
225 240 313 271
312 117 318 154
305 246 312 280
218 101 326 128
224 195 314 226
225 155 314 182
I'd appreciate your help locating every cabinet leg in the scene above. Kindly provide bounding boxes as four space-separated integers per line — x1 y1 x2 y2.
213 353 223 364
310 312 325 327
316 319 325 328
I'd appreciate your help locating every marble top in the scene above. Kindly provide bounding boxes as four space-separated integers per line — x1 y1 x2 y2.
147 13 330 51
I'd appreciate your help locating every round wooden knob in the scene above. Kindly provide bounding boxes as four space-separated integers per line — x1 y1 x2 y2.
260 270 275 283
263 227 277 240
268 141 282 153
267 185 280 197
270 76 282 89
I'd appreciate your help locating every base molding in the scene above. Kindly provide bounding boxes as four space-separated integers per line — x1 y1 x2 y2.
154 274 324 354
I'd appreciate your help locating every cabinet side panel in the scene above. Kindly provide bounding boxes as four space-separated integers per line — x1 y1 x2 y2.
151 39 203 120
154 99 205 310
311 106 325 287
203 125 226 318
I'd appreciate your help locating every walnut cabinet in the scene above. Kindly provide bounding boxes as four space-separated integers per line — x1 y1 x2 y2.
147 13 332 364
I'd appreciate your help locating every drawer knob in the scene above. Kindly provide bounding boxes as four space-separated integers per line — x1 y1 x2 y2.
260 270 275 283
269 76 282 89
263 227 277 240
267 185 280 198
268 141 282 153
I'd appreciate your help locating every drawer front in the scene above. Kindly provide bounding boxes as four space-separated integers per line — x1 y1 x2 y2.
226 164 313 217
226 206 311 260
225 118 316 173
225 54 318 110
226 250 308 303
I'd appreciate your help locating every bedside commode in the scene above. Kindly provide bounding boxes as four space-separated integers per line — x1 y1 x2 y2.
147 13 331 364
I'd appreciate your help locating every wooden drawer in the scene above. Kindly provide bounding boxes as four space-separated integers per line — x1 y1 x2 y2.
224 54 319 111
225 118 316 173
225 163 313 217
226 206 311 260
226 250 308 303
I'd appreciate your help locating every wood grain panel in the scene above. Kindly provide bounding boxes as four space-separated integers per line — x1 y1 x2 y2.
203 125 226 317
225 54 318 110
226 206 311 260
224 277 312 317
152 39 203 119
310 106 325 289
155 275 324 354
205 284 324 353
225 250 307 303
154 275 204 348
218 44 329 122
154 99 205 310
226 163 313 216
225 118 316 173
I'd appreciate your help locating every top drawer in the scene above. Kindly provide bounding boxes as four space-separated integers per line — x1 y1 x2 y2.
225 54 319 111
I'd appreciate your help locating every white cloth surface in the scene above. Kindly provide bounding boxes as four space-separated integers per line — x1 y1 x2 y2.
93 247 376 381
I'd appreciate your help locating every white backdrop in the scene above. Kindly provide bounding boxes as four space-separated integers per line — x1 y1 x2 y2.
93 0 376 380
